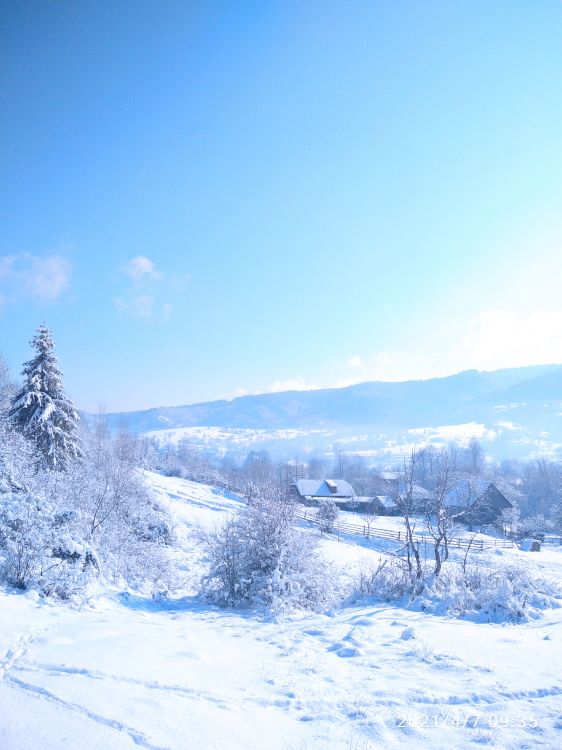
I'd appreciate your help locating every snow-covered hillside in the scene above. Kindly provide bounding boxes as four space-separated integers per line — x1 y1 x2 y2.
1 472 562 750
98 365 562 460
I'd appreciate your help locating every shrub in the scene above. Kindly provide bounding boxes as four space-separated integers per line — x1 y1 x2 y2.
354 559 422 601
317 499 338 533
0 490 98 597
353 557 561 622
0 420 175 599
201 492 333 612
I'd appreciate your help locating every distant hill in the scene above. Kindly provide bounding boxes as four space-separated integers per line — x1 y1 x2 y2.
95 365 562 461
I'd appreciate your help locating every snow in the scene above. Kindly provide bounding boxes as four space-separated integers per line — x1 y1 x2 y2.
408 422 497 444
1 471 562 749
144 425 332 451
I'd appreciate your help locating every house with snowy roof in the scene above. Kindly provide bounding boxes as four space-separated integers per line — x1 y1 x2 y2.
444 480 512 527
292 479 355 507
368 495 401 515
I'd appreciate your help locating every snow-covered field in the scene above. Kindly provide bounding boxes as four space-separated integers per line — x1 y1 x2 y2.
1 472 562 750
144 425 333 452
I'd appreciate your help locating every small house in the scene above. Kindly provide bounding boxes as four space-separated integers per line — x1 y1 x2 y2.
369 495 401 516
444 480 512 527
293 479 355 508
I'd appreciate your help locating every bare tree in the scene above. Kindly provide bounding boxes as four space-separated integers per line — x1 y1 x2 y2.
391 452 423 581
466 438 485 475
521 459 562 518
241 450 274 485
498 505 521 537
307 455 328 480
421 449 455 576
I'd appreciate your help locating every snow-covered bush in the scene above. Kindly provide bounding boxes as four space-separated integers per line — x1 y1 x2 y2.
517 513 553 539
0 333 175 599
422 563 561 621
0 416 174 598
65 421 175 593
354 559 421 601
353 557 561 622
201 492 333 612
0 486 98 597
0 423 34 494
317 499 338 533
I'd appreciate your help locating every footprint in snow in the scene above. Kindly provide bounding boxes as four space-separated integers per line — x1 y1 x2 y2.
350 617 374 627
327 642 359 658
400 627 415 641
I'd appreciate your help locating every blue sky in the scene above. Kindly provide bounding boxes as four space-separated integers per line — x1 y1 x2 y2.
1 1 562 411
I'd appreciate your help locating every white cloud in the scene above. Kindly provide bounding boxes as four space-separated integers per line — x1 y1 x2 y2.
452 310 562 371
230 309 562 400
26 255 72 301
334 310 562 386
268 376 319 393
0 252 72 303
347 355 363 368
114 294 156 319
116 257 183 321
0 256 17 279
114 295 175 321
122 256 162 283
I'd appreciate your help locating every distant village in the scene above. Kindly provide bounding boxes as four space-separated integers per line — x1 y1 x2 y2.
291 476 512 528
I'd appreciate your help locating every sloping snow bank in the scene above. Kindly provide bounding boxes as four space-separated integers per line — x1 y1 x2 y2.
1 472 561 750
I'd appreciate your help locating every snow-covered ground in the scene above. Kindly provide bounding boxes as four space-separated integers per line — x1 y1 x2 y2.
1 471 562 750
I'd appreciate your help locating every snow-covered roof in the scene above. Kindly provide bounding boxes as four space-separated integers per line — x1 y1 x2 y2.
384 480 430 501
294 479 355 498
444 480 507 509
373 495 398 509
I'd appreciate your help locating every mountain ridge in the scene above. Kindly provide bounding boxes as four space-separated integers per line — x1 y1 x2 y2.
90 365 562 460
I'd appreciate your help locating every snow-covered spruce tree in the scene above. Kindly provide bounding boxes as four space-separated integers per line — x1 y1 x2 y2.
9 325 82 471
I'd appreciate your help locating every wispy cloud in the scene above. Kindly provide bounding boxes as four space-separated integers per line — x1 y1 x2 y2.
453 310 562 371
0 252 72 304
0 256 17 279
115 255 180 321
122 255 162 283
227 309 562 400
114 294 156 319
26 255 72 301
333 309 562 386
268 376 319 393
347 355 363 368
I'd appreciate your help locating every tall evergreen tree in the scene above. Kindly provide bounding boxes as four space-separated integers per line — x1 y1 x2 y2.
9 325 82 471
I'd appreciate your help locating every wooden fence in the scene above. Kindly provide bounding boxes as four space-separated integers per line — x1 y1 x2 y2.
295 507 516 551
543 534 562 546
